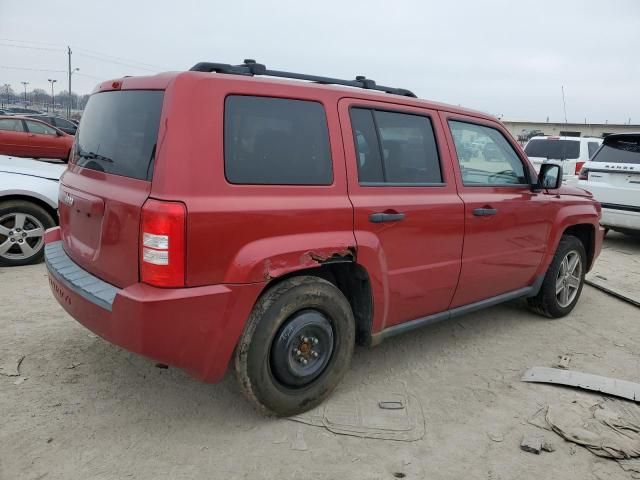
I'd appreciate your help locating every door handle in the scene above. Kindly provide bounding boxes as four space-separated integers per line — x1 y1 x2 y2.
473 207 497 216
369 212 406 223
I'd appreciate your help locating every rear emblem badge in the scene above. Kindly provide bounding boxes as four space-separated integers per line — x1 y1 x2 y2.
62 192 74 206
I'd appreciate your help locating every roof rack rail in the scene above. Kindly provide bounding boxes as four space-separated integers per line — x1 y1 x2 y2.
189 59 417 98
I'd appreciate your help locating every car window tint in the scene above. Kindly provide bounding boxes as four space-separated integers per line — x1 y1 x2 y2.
0 119 24 132
224 96 332 185
587 141 600 158
592 136 640 164
25 120 57 135
524 139 580 159
449 121 528 186
374 110 442 184
349 108 442 184
349 108 384 182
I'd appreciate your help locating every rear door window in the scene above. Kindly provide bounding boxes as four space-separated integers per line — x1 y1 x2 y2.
0 119 24 132
224 96 332 185
592 136 640 164
349 107 442 184
74 90 164 180
524 139 580 159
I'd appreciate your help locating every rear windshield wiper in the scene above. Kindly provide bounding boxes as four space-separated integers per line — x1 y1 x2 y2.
77 149 114 163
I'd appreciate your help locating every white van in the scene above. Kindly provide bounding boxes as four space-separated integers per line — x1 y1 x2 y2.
524 136 602 184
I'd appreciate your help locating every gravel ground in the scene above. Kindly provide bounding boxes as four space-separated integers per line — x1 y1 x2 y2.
1 236 639 480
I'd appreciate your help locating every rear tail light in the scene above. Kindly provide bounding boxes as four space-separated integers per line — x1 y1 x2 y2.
578 167 589 180
575 161 585 175
140 199 186 287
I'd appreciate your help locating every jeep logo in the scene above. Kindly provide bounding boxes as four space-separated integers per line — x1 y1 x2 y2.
62 192 74 206
49 277 71 306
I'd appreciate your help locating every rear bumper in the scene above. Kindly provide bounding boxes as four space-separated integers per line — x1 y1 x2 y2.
45 232 263 383
601 206 640 231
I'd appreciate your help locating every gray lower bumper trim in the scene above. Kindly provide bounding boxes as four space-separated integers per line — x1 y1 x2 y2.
45 242 118 311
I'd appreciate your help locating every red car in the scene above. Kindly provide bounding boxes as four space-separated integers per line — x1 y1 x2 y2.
0 115 73 161
44 61 603 416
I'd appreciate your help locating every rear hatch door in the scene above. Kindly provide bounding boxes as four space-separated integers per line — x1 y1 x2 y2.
524 137 580 176
584 134 640 208
59 89 164 288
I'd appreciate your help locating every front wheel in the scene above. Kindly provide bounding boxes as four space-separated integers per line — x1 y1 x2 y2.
528 235 586 318
235 276 355 416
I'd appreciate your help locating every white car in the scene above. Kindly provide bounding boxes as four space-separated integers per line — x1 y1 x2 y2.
0 155 66 266
524 136 603 184
578 133 640 235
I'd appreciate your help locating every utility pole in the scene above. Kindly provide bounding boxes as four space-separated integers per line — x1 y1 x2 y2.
67 46 72 118
48 79 57 113
2 84 9 108
21 81 29 105
561 85 568 124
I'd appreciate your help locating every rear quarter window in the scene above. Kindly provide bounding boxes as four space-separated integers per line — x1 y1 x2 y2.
74 90 164 180
224 96 332 185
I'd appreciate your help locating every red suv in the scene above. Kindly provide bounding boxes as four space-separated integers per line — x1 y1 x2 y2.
45 60 603 416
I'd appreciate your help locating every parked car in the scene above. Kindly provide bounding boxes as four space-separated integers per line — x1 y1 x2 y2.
3 107 42 115
524 136 603 184
44 60 603 416
25 114 78 135
0 155 65 266
0 116 74 161
578 133 640 236
517 129 545 143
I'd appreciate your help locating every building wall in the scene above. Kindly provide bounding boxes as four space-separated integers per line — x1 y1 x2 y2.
502 121 640 140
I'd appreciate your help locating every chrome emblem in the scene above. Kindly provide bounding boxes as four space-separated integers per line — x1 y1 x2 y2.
62 192 74 206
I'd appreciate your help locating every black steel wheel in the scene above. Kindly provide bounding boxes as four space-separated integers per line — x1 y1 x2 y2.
235 276 355 416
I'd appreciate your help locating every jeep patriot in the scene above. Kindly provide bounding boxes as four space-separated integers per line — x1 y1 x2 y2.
45 60 603 416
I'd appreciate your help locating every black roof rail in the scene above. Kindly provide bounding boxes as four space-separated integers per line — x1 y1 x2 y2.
189 59 417 98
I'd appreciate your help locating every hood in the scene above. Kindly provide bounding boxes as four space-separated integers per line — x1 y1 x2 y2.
556 184 593 198
0 155 66 181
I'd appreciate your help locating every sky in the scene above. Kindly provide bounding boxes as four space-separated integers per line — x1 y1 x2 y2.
1 0 638 123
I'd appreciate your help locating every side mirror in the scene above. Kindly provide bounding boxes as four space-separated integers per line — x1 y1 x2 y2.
536 163 563 190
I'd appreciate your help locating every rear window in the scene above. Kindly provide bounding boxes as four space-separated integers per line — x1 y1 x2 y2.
224 96 332 185
524 139 580 160
593 136 640 164
73 90 163 180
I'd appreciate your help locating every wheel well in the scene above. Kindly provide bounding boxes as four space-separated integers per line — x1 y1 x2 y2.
563 224 595 269
267 262 374 346
0 195 59 225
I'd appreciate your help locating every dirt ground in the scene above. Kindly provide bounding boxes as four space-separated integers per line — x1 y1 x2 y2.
1 234 639 480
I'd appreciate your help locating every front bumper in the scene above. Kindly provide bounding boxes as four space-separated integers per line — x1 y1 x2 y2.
45 232 263 383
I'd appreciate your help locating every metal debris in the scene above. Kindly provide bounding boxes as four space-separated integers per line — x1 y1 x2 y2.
522 367 640 402
554 355 572 370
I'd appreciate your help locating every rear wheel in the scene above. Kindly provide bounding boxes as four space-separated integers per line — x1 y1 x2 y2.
235 276 355 416
528 235 586 318
0 200 55 266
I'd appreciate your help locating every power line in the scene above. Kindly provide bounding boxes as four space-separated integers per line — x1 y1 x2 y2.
71 46 170 71
0 42 63 52
0 65 66 73
73 52 160 72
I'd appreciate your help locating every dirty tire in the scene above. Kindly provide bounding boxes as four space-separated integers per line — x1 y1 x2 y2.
528 235 586 318
0 200 55 267
235 276 355 417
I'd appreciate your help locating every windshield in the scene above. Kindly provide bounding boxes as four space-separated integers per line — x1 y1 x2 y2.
73 90 164 180
592 136 640 164
524 139 580 160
